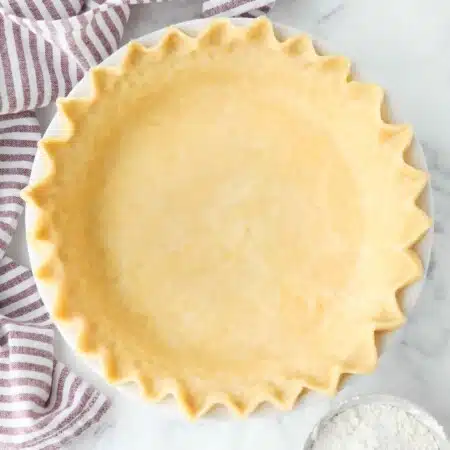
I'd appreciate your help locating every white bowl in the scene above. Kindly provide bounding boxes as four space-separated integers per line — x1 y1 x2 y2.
304 394 449 450
25 18 434 414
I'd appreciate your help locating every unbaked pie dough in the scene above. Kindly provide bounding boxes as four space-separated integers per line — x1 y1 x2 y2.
24 18 431 418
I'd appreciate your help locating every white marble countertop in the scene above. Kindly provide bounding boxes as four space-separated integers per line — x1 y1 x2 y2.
8 0 450 448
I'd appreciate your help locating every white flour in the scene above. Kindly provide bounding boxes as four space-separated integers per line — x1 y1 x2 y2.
310 403 441 450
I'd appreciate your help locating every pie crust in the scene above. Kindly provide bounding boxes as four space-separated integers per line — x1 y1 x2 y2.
23 18 431 418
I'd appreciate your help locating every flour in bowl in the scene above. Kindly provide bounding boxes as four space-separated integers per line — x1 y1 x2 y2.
310 402 441 450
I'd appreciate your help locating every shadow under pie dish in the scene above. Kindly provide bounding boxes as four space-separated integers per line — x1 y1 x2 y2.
23 17 432 419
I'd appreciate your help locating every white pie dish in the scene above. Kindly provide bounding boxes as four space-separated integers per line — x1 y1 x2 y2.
25 17 434 416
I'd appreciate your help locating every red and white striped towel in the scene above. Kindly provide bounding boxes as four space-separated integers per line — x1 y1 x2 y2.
0 0 276 448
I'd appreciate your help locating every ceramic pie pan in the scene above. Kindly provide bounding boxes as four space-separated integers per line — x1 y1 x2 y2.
25 18 434 414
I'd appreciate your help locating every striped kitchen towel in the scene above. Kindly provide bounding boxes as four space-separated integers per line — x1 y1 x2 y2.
0 0 276 448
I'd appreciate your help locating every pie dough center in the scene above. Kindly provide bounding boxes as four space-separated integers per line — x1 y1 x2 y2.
92 73 363 364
